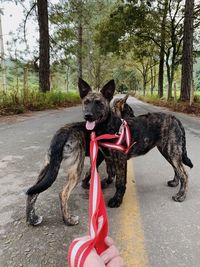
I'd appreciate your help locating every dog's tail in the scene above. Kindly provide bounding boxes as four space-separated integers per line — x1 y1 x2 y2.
26 128 69 195
176 118 193 168
182 154 193 168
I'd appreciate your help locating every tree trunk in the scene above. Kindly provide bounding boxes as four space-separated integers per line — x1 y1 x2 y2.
0 13 7 92
166 52 172 99
23 66 28 101
66 65 70 92
158 0 168 98
180 0 194 101
143 73 147 96
150 65 154 95
37 0 50 92
77 16 83 79
95 62 101 91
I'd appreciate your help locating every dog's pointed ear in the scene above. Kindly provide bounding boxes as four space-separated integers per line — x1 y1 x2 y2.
78 78 92 99
123 94 129 103
100 80 115 102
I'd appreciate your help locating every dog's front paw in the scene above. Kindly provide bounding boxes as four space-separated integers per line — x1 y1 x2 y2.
167 179 179 187
63 215 79 226
172 193 186 202
27 214 43 226
108 197 122 208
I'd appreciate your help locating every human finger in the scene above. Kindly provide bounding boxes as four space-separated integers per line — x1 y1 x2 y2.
100 245 119 264
104 236 115 247
106 256 125 267
84 249 105 267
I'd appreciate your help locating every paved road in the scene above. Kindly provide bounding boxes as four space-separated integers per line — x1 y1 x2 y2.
0 97 199 267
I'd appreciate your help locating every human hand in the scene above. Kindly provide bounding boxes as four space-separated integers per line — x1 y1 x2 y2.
84 236 124 267
100 236 125 267
84 248 105 267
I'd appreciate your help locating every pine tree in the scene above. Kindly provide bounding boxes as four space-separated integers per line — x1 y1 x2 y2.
180 0 194 101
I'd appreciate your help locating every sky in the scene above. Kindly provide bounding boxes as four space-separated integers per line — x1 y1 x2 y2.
1 1 35 57
0 0 59 58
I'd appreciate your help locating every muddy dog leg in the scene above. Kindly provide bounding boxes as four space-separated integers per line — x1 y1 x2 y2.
157 147 179 187
108 152 127 208
171 162 188 202
167 170 179 187
60 147 85 226
26 155 49 225
157 146 188 201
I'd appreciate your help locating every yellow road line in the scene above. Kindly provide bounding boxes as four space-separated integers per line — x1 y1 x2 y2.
116 159 148 267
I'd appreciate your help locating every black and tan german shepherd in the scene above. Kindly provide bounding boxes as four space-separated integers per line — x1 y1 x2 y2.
81 94 135 189
26 79 123 226
26 79 193 226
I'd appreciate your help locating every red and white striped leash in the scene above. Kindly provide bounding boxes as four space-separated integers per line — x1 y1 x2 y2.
68 119 135 267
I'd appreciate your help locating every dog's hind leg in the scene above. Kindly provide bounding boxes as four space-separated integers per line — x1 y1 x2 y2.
59 164 83 225
157 146 188 201
60 142 85 225
26 154 49 226
108 152 127 208
167 170 179 187
157 146 179 187
171 163 188 202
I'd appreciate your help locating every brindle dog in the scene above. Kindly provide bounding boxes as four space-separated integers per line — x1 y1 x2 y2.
81 94 135 189
113 95 193 193
83 94 193 197
112 94 135 119
26 79 193 226
26 79 125 226
79 81 193 205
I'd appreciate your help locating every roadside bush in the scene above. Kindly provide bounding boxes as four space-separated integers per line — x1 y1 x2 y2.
0 89 81 115
194 94 200 103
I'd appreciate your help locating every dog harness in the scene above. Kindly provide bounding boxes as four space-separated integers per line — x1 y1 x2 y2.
68 119 135 267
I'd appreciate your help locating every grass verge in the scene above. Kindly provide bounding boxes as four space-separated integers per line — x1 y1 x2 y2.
135 94 200 116
0 90 81 116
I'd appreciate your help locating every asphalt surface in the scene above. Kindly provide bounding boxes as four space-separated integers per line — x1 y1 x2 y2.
128 97 200 267
0 97 199 267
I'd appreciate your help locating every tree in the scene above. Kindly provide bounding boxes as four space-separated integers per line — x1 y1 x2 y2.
50 0 87 82
180 0 194 101
138 0 184 99
157 0 168 98
37 0 50 92
50 0 117 88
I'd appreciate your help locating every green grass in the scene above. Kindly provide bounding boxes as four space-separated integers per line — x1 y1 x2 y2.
0 89 81 115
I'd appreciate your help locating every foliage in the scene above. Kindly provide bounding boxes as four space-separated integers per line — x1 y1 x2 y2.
135 92 200 116
113 65 139 92
1 0 200 112
0 89 80 115
50 0 117 88
195 70 200 91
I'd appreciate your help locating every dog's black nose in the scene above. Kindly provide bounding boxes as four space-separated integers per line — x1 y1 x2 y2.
84 112 94 121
